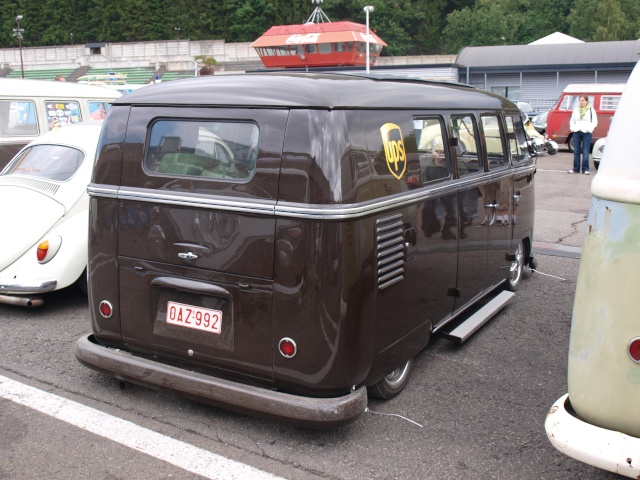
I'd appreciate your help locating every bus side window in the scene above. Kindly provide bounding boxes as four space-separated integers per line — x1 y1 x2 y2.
0 100 39 136
506 116 529 165
481 115 508 169
414 116 450 183
450 115 481 176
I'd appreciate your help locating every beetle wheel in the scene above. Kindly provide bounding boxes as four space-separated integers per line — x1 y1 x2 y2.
77 268 88 296
506 240 524 292
367 358 414 400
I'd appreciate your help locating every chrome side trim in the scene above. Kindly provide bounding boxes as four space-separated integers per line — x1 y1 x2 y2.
87 163 536 221
87 184 118 199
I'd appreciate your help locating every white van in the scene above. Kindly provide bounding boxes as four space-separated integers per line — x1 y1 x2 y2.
0 78 121 170
545 61 640 477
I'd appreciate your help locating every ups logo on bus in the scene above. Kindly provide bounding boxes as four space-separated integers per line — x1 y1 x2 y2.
380 123 406 180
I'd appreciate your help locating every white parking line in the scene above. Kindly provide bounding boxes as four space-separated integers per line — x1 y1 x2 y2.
0 374 284 480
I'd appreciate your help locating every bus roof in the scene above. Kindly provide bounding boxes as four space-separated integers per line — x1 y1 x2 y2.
563 83 626 94
0 78 122 99
115 72 516 111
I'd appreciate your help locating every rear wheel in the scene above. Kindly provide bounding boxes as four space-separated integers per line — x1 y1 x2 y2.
567 134 574 153
505 240 524 292
77 268 88 295
367 358 414 400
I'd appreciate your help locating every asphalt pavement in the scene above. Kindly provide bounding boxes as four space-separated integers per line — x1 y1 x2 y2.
0 149 620 480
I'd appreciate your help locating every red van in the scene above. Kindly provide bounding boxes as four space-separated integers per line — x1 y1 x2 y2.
546 83 624 151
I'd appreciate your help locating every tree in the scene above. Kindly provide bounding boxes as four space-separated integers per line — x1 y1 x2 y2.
443 0 523 53
413 0 448 54
569 0 640 41
519 0 573 44
226 0 276 42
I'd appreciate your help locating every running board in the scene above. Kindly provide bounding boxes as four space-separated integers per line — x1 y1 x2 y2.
441 290 515 344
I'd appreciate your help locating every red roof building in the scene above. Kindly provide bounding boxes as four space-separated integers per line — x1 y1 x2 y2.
251 21 386 69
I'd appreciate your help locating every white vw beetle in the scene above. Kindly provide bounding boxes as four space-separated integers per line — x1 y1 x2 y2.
0 123 101 307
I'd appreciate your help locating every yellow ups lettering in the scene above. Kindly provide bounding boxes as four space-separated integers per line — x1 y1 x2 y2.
380 123 407 180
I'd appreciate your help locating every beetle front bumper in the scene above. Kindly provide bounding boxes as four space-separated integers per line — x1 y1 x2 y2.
75 334 368 429
546 393 640 478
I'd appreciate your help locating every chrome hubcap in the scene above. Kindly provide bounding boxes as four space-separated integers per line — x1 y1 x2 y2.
510 243 523 284
384 360 411 388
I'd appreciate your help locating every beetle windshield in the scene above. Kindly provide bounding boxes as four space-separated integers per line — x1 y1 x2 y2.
2 144 84 181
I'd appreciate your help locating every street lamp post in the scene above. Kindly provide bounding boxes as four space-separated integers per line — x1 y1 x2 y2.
13 15 24 79
363 6 374 74
174 27 181 40
70 32 74 45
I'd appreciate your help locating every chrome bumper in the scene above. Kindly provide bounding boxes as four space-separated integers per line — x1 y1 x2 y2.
0 279 57 294
75 334 368 428
546 394 640 478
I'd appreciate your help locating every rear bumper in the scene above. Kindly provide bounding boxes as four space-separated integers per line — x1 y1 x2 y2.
0 279 57 294
75 334 368 428
545 394 640 478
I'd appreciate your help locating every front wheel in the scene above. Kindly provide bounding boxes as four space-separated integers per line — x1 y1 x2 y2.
367 358 414 400
505 240 524 292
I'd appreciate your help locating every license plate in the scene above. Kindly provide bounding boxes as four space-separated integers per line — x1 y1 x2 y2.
166 301 222 335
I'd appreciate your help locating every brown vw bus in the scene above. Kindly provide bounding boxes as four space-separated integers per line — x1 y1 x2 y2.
75 73 536 428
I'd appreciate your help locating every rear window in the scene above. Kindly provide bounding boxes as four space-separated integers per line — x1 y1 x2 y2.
3 144 84 181
146 120 259 181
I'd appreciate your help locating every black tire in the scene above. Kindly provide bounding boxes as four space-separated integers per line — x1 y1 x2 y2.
567 134 574 153
77 268 88 296
367 358 414 400
505 240 524 292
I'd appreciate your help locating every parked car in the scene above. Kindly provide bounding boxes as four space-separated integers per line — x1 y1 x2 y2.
545 60 640 477
592 136 606 170
0 123 102 307
533 110 548 135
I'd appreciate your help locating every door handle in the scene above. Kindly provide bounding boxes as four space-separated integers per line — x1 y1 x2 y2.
178 252 198 260
484 203 499 209
513 193 521 202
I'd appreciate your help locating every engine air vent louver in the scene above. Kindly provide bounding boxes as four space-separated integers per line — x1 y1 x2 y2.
0 176 60 195
376 213 406 291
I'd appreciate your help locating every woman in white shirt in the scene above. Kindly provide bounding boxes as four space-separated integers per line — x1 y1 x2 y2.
569 95 598 174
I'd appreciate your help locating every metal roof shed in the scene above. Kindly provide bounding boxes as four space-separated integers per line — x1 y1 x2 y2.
456 40 640 110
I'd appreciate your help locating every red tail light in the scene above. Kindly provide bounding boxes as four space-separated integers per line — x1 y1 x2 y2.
36 236 62 264
278 338 297 358
629 338 640 362
36 241 49 261
99 301 113 318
